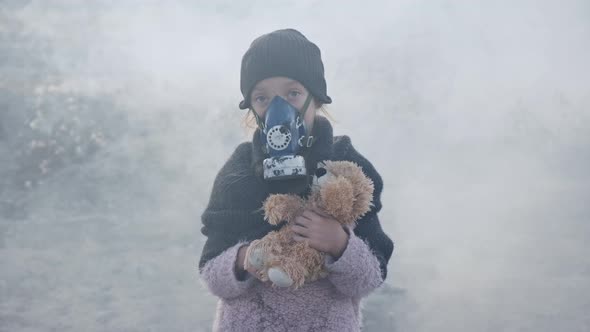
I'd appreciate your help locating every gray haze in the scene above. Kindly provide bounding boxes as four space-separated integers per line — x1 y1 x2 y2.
1 1 589 331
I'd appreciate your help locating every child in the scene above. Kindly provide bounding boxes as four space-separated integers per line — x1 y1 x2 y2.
199 28 394 332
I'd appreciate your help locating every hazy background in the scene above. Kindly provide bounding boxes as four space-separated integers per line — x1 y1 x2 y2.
1 1 589 331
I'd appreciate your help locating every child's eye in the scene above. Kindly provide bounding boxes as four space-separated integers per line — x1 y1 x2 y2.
254 95 268 104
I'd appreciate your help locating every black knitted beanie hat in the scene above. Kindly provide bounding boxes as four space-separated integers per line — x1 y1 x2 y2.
239 28 332 110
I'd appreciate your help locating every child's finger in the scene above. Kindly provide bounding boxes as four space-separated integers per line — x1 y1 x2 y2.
293 234 308 243
245 266 260 278
246 267 267 282
294 215 312 227
291 224 310 237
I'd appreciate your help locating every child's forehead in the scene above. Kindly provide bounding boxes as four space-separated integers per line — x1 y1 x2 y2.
252 77 303 92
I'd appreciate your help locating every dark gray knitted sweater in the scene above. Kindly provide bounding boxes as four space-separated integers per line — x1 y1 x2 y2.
198 115 393 280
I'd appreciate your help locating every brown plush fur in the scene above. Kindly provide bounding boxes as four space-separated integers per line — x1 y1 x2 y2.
247 160 374 289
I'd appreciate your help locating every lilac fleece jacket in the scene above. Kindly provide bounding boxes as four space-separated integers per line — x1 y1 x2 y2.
200 231 384 332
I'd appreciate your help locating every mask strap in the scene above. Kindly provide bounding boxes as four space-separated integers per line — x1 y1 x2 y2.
298 94 316 149
250 108 265 131
299 94 313 120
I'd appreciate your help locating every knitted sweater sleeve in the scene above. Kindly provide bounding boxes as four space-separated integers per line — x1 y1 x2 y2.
200 241 257 299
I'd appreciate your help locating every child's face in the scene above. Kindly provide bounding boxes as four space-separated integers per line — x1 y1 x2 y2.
250 76 318 131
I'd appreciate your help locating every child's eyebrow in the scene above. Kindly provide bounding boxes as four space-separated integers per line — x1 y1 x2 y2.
252 87 267 93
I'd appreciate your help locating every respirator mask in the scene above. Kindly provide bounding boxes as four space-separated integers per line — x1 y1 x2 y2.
252 94 315 181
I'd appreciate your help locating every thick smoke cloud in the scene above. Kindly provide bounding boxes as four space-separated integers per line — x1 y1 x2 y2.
1 1 589 331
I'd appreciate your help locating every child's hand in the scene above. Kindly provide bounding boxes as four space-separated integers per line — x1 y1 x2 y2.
236 244 269 282
291 207 349 259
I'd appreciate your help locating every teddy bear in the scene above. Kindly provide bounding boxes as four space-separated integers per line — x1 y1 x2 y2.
245 160 374 289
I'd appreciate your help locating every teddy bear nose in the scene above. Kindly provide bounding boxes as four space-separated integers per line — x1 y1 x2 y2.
315 167 327 178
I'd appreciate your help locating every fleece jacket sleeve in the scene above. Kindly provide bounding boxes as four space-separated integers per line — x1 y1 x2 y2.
324 229 385 298
199 242 256 300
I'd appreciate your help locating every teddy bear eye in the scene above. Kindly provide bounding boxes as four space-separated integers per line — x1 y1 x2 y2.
315 167 327 178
